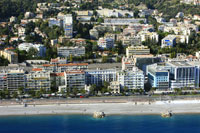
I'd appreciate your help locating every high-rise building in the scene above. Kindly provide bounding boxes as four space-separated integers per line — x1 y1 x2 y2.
85 69 117 86
118 67 144 90
26 70 51 91
147 64 170 90
64 70 85 90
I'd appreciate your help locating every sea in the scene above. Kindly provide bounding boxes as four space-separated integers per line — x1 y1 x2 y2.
0 114 200 133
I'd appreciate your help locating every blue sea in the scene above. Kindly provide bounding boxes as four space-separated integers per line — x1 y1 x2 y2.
0 114 200 133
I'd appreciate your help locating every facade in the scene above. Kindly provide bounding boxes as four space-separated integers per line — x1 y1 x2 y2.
147 61 199 90
48 18 63 27
166 61 196 89
26 70 51 91
0 72 7 90
126 45 150 58
103 18 147 26
57 46 85 57
122 35 141 46
0 49 18 64
138 31 159 42
118 67 144 90
96 9 133 17
161 35 176 48
98 37 114 49
62 14 73 38
42 63 88 73
109 81 121 94
85 69 117 86
7 70 25 91
147 64 170 90
18 43 46 57
64 70 85 90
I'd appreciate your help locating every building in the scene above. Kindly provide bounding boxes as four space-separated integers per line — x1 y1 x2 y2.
85 69 117 86
90 29 99 40
122 35 141 46
64 70 85 90
138 31 159 42
98 37 114 49
118 67 144 90
147 64 170 90
58 14 73 38
96 8 133 18
103 18 146 26
108 81 120 94
18 43 46 57
48 18 63 28
7 70 25 91
26 70 51 91
57 46 85 57
126 45 150 58
0 72 7 90
166 61 196 89
42 63 88 73
50 57 67 64
122 55 162 74
0 48 18 64
50 13 73 38
50 72 65 90
161 35 176 48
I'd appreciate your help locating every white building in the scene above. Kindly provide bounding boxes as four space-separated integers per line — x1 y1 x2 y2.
96 8 134 17
26 70 51 91
118 67 144 90
18 43 46 57
58 13 73 38
57 46 85 57
85 69 117 86
161 35 176 48
138 31 159 42
98 37 114 49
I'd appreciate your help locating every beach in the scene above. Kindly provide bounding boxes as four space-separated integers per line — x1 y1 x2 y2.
1 98 200 116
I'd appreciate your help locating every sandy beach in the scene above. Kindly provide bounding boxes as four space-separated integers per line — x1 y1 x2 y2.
1 99 200 116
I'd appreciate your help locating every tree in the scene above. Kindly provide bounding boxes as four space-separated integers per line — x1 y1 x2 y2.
13 91 18 98
102 56 109 63
28 47 38 58
72 88 78 95
97 18 104 23
18 87 24 95
123 86 128 93
89 84 97 95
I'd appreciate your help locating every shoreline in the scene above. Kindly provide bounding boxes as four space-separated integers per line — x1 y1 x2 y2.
1 99 200 116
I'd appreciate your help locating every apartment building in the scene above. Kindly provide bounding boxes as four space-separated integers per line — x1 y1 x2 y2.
7 70 25 91
0 48 18 64
147 64 170 90
118 67 144 90
26 70 51 91
18 43 46 57
42 63 88 73
126 45 150 57
57 46 85 57
98 37 114 49
85 69 117 86
161 35 176 48
64 70 85 90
